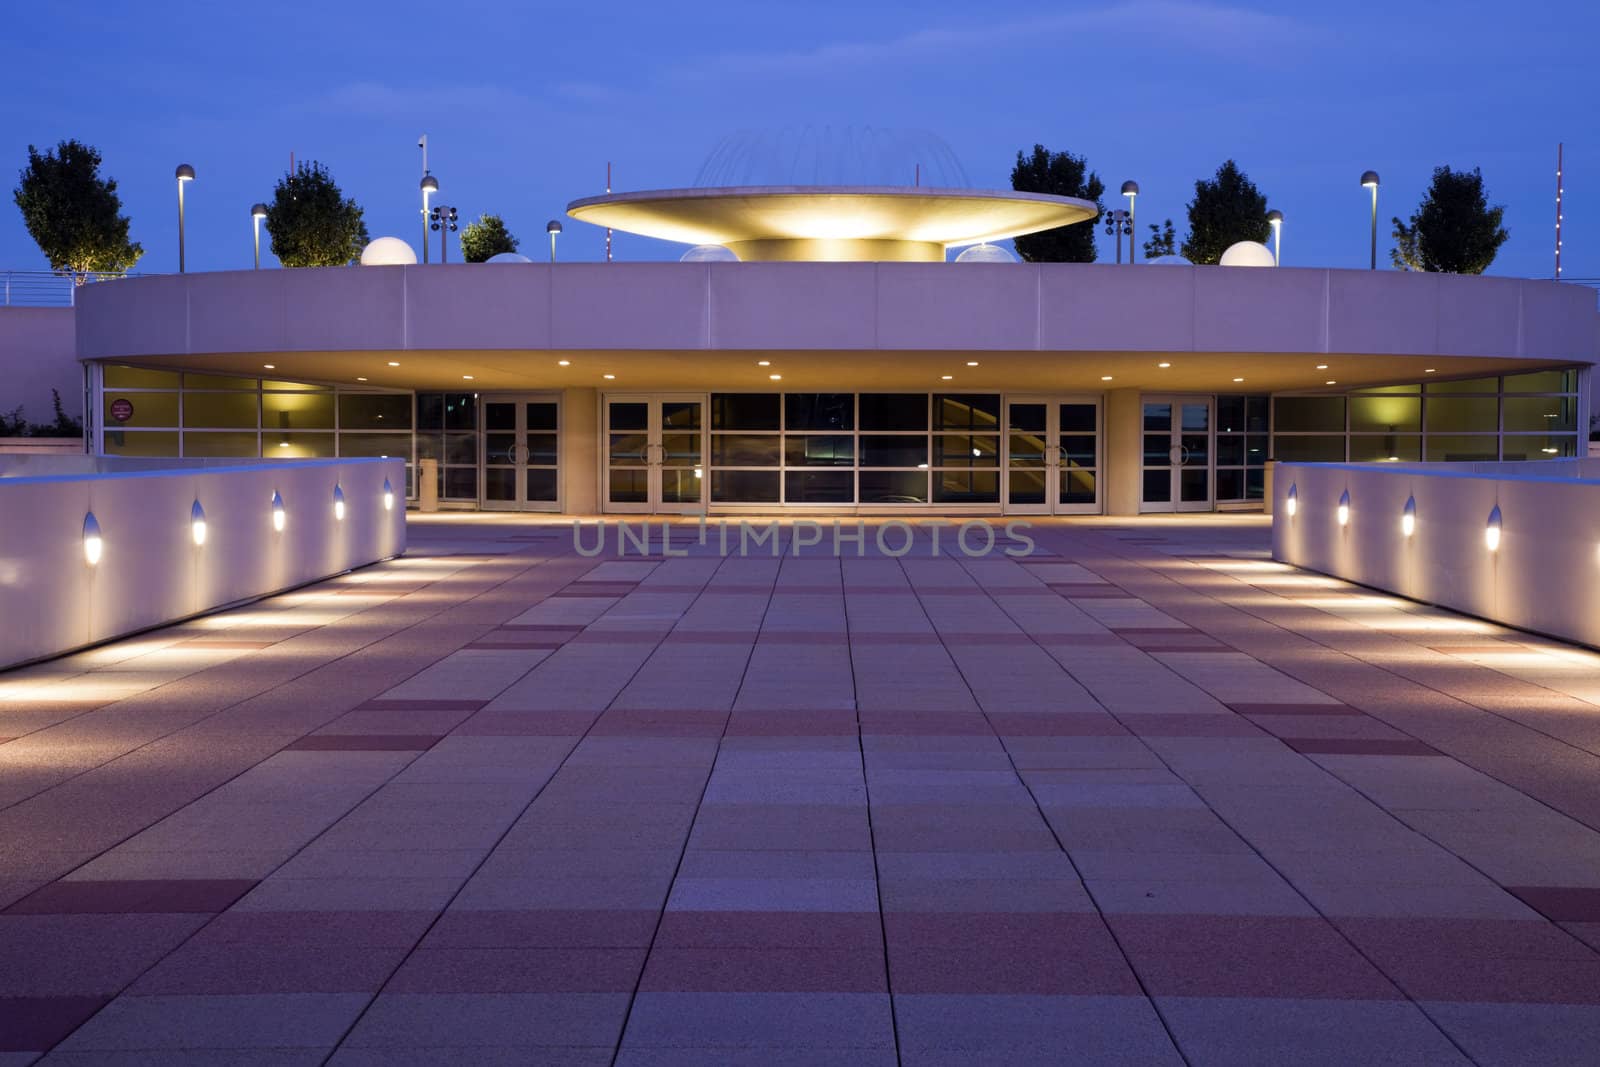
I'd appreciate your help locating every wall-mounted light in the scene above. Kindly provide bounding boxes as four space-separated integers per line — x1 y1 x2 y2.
1485 505 1502 552
1337 490 1351 528
1285 484 1298 517
271 491 286 532
83 512 103 566
333 485 346 522
1401 496 1416 538
190 500 208 546
383 478 395 512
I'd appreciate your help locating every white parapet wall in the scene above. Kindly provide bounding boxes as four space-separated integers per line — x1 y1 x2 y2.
0 456 406 669
1273 459 1600 649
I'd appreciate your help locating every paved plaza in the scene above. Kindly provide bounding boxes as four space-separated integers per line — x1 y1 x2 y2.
5 514 1600 1064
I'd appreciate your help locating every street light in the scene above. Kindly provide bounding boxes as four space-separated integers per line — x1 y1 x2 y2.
250 203 267 269
419 175 439 264
1266 209 1283 266
1360 170 1380 270
175 164 195 273
547 219 563 263
1102 208 1132 264
429 203 458 262
1120 181 1139 263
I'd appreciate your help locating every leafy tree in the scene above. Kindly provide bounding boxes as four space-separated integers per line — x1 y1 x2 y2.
460 213 520 262
0 390 81 438
1390 166 1508 274
1143 219 1178 259
1010 145 1104 262
1181 160 1269 265
13 140 143 282
263 161 368 267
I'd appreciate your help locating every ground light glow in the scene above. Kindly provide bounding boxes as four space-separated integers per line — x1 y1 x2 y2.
333 485 346 522
1337 490 1351 528
1401 496 1416 538
1286 484 1298 517
82 513 102 566
190 500 207 546
271 491 285 532
1486 505 1502 552
383 479 394 512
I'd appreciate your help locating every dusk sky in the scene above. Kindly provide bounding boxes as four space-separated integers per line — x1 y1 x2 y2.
2 0 1591 277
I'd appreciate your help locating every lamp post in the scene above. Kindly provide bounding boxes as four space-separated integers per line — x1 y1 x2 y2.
250 203 267 269
1120 181 1139 263
1102 209 1132 264
1360 170 1380 269
429 204 458 262
175 164 195 273
1266 209 1283 266
547 220 563 263
419 175 438 264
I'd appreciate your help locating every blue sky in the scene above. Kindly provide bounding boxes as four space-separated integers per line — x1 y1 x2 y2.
1 0 1590 277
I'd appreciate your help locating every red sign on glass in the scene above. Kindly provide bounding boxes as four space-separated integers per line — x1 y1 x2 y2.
109 398 134 423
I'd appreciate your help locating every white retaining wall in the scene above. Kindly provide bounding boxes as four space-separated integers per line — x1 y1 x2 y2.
0 456 405 669
1273 460 1600 648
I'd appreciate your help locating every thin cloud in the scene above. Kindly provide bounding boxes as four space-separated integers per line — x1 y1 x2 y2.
681 1 1323 80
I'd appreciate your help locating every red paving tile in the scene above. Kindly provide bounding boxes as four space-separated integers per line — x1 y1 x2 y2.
15 516 1600 1057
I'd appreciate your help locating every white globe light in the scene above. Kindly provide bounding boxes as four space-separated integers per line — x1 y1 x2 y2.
359 237 419 266
1218 241 1276 268
486 252 533 263
954 243 1017 264
679 244 739 263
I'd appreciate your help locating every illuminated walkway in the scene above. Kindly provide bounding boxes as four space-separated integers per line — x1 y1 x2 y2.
4 514 1600 1064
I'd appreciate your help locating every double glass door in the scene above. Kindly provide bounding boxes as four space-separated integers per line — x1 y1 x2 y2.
1004 397 1101 514
480 395 560 511
605 394 706 513
1142 397 1212 512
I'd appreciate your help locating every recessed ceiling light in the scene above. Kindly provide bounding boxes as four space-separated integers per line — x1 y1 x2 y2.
1100 375 1113 382
1325 380 1337 385
1316 364 1329 370
356 376 368 382
966 361 979 367
1425 368 1436 373
603 373 615 380
941 375 954 380
1232 377 1245 383
462 375 474 380
387 361 400 367
1157 362 1171 369
769 374 782 380
558 359 571 366
757 360 771 366
263 363 275 370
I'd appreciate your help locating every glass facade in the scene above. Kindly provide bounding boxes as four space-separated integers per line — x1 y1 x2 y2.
1271 369 1582 464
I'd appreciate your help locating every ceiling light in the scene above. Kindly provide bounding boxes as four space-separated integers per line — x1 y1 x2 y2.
603 373 615 380
1101 375 1113 381
558 359 571 366
1325 380 1337 385
757 360 771 366
966 361 979 367
1157 362 1171 368
387 361 400 367
1233 377 1244 383
356 377 368 382
769 374 782 380
462 375 474 380
1425 368 1436 373
1316 364 1328 370
941 375 954 380
263 363 275 370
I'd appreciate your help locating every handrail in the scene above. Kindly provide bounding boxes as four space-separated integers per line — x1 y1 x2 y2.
1 270 145 308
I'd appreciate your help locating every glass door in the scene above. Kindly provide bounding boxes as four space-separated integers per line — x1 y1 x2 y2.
1005 396 1101 515
604 394 706 514
480 394 561 512
1141 397 1213 513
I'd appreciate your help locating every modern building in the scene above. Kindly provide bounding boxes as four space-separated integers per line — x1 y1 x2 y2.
17 183 1597 515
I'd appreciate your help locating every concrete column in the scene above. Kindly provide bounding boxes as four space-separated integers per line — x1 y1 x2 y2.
1105 389 1143 517
562 387 599 515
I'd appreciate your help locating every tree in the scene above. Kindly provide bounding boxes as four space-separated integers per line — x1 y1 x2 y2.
263 161 368 267
1009 145 1103 262
1181 160 1269 265
13 140 143 281
1143 219 1177 259
1390 166 1508 274
460 213 520 262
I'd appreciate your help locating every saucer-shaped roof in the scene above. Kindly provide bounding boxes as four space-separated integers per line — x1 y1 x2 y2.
566 185 1097 262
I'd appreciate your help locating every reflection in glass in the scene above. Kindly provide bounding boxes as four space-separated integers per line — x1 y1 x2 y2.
786 470 854 503
711 470 778 503
860 470 928 503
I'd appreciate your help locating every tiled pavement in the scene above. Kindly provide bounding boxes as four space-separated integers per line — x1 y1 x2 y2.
3 514 1600 1063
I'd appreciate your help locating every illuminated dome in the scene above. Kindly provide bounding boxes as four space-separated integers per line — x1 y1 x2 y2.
680 244 739 263
359 237 417 266
486 252 533 263
569 186 1095 263
1146 254 1191 266
954 243 1017 264
1219 241 1276 267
